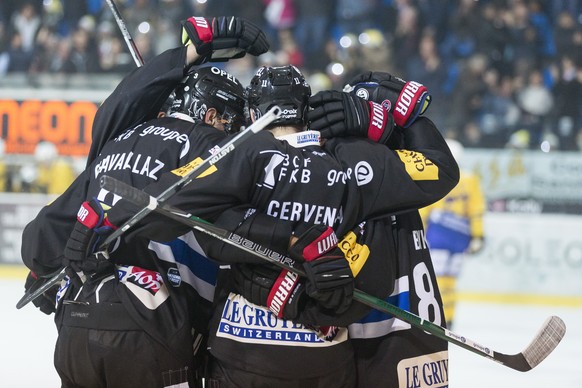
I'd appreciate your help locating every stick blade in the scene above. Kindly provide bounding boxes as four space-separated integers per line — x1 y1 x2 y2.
498 315 567 372
15 269 66 309
521 316 566 370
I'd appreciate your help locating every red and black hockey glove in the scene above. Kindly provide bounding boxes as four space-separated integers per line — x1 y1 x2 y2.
232 263 306 320
24 271 57 315
181 16 269 64
344 71 431 129
289 225 354 314
308 90 395 144
63 199 117 275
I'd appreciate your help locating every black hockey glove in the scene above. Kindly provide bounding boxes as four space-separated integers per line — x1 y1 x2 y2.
308 90 395 144
24 271 57 315
289 225 354 314
344 71 431 128
63 199 117 275
232 264 306 320
181 16 269 64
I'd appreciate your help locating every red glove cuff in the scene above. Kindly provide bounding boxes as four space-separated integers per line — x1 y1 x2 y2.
393 81 427 127
76 201 118 230
367 101 390 142
187 17 213 43
301 226 338 262
76 201 102 228
267 270 300 318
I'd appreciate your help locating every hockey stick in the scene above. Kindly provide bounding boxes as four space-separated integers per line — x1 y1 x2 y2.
16 106 281 310
102 105 280 247
105 0 144 67
15 268 67 309
16 0 139 310
101 175 566 372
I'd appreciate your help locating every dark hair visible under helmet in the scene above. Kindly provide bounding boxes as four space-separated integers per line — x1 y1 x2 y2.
246 65 311 127
169 66 246 133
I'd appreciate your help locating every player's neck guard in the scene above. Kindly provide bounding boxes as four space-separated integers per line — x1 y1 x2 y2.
276 130 321 148
169 112 196 123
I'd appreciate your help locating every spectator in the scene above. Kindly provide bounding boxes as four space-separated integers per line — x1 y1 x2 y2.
10 2 41 53
357 28 393 73
3 31 34 73
334 0 377 37
60 26 101 73
1 0 582 150
440 0 480 64
477 69 521 147
392 0 420 74
406 27 450 131
553 10 581 62
263 0 296 51
59 0 89 36
515 69 555 149
505 0 544 73
446 53 489 139
29 25 60 73
293 0 335 71
273 28 303 67
473 2 510 75
552 55 582 150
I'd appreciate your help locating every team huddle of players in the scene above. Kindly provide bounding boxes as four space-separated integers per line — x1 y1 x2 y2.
22 16 461 388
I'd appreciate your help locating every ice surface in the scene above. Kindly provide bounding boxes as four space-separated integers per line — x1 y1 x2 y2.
1 278 579 387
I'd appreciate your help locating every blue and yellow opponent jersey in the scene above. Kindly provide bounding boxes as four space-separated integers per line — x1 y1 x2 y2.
420 169 485 252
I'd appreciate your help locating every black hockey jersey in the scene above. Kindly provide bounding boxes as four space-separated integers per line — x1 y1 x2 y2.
61 117 225 363
107 117 459 378
22 46 190 276
350 211 449 388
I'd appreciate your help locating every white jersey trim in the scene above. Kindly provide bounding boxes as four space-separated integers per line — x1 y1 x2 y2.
349 276 412 339
276 130 321 148
148 238 216 302
216 293 349 347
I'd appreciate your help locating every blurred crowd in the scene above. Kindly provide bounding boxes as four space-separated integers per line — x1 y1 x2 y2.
1 0 582 195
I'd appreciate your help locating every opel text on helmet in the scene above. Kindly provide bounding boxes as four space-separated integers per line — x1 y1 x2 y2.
170 66 246 133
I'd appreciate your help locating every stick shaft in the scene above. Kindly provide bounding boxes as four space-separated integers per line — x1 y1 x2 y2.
105 0 144 67
99 106 280 249
103 181 565 371
16 107 280 309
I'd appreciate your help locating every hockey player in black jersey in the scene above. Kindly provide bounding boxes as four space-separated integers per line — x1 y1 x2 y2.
341 72 450 388
21 16 269 388
105 65 459 387
206 71 451 387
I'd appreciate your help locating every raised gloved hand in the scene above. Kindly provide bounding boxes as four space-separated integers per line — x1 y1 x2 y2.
181 16 269 63
343 71 431 128
289 225 354 314
24 271 57 315
63 199 117 275
233 263 305 319
308 90 394 143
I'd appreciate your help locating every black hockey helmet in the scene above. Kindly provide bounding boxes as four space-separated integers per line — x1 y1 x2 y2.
170 66 246 133
246 65 311 127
